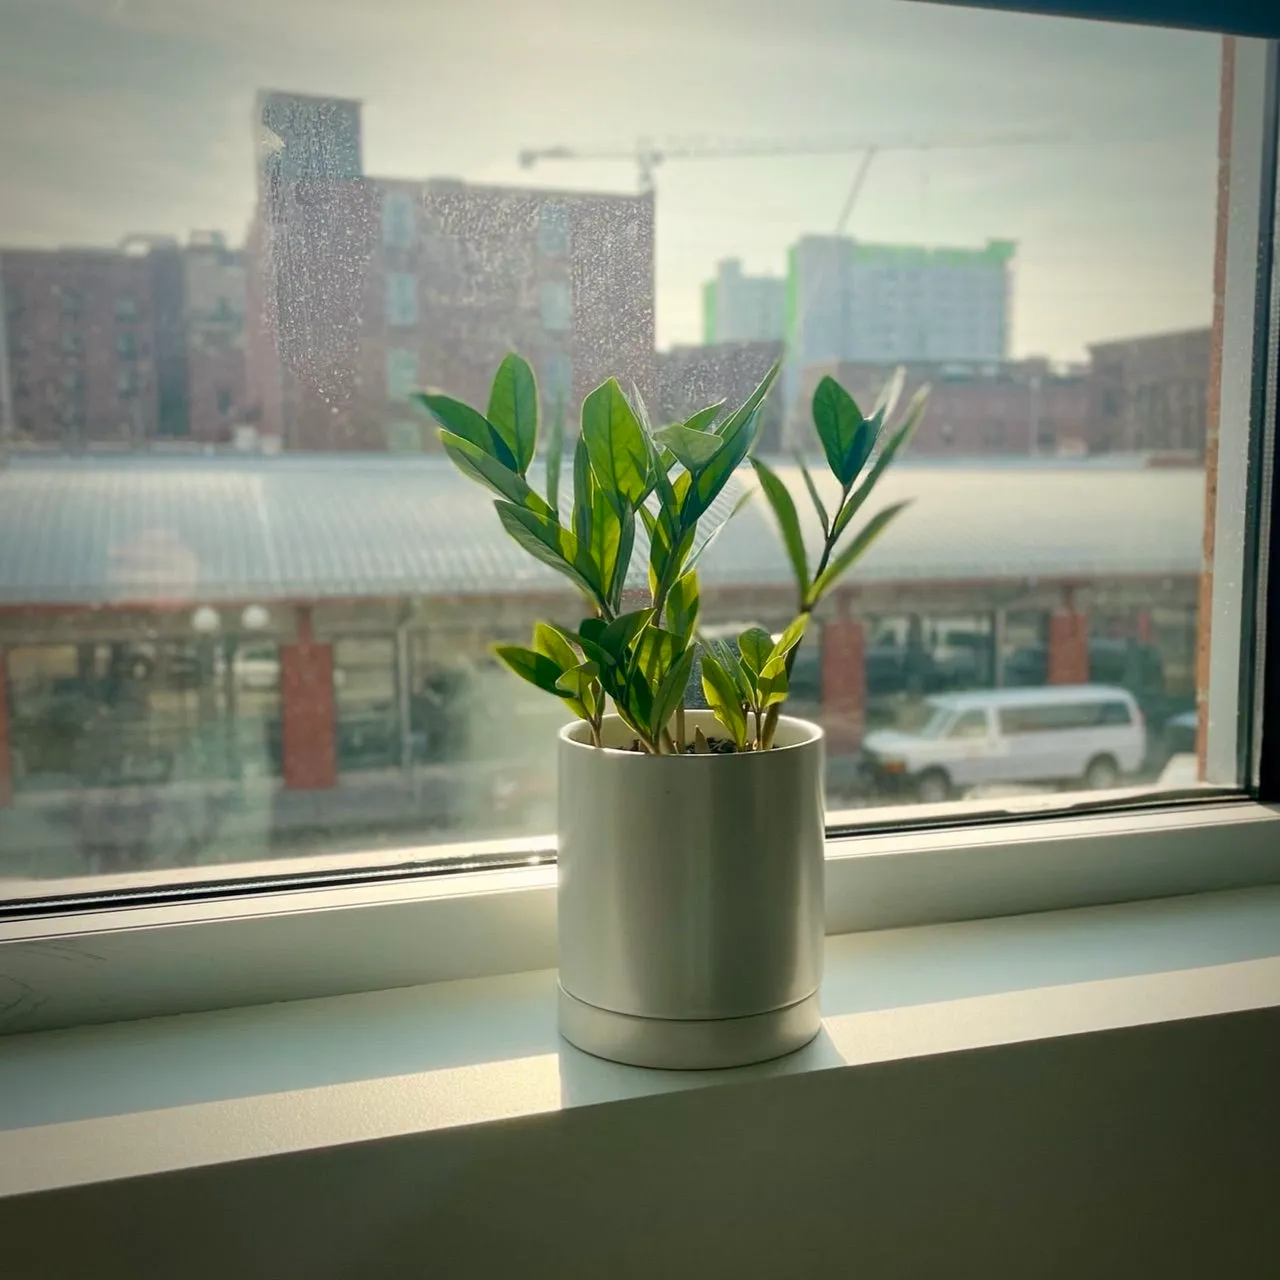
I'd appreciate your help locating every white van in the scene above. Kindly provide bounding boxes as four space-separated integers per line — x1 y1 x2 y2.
862 685 1146 804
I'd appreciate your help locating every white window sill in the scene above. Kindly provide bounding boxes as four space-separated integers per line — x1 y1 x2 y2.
2 882 1278 1200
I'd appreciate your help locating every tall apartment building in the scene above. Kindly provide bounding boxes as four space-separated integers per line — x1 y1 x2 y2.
1087 328 1211 456
0 234 249 450
702 259 786 345
247 91 656 452
0 247 156 447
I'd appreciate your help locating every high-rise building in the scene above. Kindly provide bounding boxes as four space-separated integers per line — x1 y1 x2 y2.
247 90 656 452
702 259 786 345
0 234 250 452
0 246 156 448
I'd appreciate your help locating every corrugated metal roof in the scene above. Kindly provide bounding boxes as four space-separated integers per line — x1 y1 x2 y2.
0 454 1205 607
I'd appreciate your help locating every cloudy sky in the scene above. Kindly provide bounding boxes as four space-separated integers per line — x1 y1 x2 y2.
0 0 1225 358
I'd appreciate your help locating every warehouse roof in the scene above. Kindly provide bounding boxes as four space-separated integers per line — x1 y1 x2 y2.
0 453 1205 607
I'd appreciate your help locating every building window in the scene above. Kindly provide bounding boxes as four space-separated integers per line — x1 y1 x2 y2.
216 388 233 415
386 348 419 401
542 351 572 409
59 332 84 356
539 280 571 332
334 637 400 772
386 272 418 327
382 191 416 250
117 369 138 397
539 203 570 256
115 296 139 322
116 332 139 359
55 286 82 317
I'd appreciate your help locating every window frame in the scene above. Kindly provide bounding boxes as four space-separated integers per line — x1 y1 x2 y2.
1 8 1279 1035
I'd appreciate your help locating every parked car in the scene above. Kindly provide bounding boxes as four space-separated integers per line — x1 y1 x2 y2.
861 684 1147 804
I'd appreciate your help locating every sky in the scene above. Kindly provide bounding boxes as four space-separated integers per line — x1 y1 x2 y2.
0 0 1227 359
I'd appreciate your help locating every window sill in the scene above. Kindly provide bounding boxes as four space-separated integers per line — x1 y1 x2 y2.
1 798 1277 1035
1 882 1279 1200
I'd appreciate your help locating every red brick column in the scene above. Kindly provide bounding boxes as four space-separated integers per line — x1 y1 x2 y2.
1047 610 1089 686
820 603 866 753
0 651 13 807
279 609 337 790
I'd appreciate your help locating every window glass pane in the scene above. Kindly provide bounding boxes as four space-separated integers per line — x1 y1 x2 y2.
0 1 1261 893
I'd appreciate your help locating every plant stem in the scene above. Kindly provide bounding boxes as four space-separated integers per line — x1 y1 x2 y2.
675 705 686 753
761 703 782 749
661 728 677 755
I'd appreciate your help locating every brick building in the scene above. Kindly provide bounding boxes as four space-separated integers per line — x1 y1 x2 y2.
1087 328 1211 456
657 340 785 449
795 358 1091 456
247 91 656 452
0 234 250 451
0 247 156 448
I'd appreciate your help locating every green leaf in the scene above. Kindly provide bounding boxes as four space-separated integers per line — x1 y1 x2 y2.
533 621 581 672
653 422 725 472
415 392 517 472
794 452 830 540
634 626 682 701
830 384 928 544
599 608 653 665
700 650 747 750
494 501 598 602
487 353 539 474
590 484 624 614
737 626 775 677
554 659 600 721
760 614 810 680
545 395 565 514
684 401 724 433
493 645 569 697
571 434 594 549
713 637 756 705
758 661 790 710
809 501 912 606
439 430 554 520
651 645 697 744
667 571 700 641
751 458 808 597
811 376 874 488
611 503 636 612
582 378 651 509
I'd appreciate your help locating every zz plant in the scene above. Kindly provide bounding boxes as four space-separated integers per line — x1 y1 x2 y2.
417 355 926 754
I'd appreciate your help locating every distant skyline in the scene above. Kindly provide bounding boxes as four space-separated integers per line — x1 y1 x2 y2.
0 0 1228 359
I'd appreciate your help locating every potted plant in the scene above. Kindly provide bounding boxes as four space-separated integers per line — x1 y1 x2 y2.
418 355 925 1069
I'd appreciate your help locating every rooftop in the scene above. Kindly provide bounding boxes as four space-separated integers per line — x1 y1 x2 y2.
0 454 1205 608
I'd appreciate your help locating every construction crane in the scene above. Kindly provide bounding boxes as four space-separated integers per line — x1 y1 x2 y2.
518 133 1056 234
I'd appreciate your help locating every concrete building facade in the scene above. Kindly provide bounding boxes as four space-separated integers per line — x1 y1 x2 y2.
702 259 786 345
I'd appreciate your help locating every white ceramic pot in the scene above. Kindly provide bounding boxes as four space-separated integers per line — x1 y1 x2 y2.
557 709 825 1069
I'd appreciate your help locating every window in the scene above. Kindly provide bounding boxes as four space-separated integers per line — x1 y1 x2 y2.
539 203 570 256
0 0 1274 930
539 280 571 331
949 710 989 739
385 348 418 400
385 271 418 326
382 190 416 249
